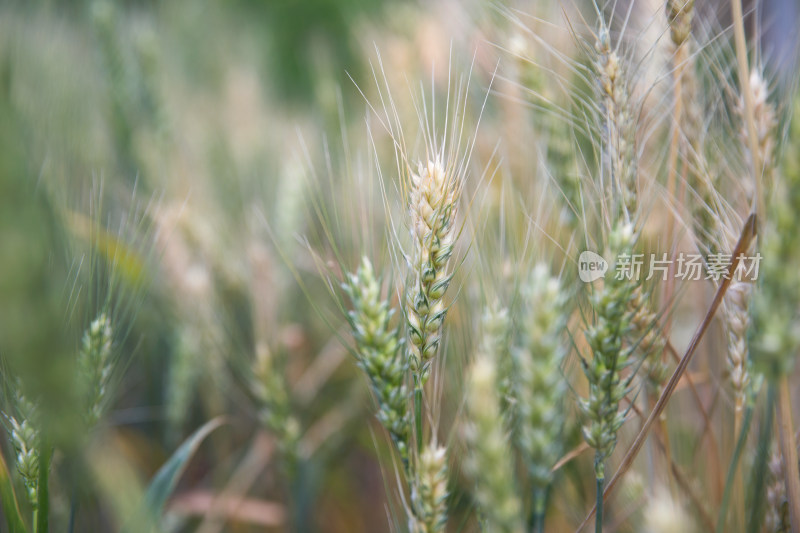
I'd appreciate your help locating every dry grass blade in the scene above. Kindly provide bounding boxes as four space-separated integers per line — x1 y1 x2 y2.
730 0 764 219
776 378 800 533
196 432 274 533
169 492 285 527
576 213 757 532
664 339 724 500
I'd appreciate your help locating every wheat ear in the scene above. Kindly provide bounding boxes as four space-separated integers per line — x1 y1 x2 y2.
406 159 460 382
6 386 40 510
78 312 114 428
463 351 524 533
344 257 411 466
513 264 569 529
410 443 448 533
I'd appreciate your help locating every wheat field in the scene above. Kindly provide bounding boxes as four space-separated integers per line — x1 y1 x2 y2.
0 0 799 531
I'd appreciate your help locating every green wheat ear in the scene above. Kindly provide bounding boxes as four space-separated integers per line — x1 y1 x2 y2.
581 223 637 477
6 383 41 509
750 92 800 381
513 264 570 522
343 256 411 466
482 306 514 419
464 325 524 533
78 312 114 428
249 343 301 466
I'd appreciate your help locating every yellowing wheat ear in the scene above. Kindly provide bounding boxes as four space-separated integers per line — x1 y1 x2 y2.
406 159 460 382
737 70 777 195
403 157 461 533
411 443 448 533
594 27 637 221
666 0 694 47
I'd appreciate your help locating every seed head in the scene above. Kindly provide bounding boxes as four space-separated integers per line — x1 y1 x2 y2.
481 306 514 417
406 159 460 380
463 347 524 533
665 0 695 47
6 389 40 508
749 86 798 380
594 33 638 220
724 281 752 407
411 444 449 533
629 286 668 391
513 265 569 491
79 312 113 427
581 223 637 474
344 257 411 464
250 343 300 465
737 70 777 192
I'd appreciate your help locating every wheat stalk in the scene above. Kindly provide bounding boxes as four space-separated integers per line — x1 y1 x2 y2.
581 222 638 532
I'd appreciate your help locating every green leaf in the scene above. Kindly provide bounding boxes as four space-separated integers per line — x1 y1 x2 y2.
125 417 225 532
0 449 28 533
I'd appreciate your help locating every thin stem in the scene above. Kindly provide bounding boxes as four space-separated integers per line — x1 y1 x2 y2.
595 454 605 533
414 376 423 452
657 403 677 502
748 385 776 532
595 475 604 533
35 443 50 533
716 403 753 533
732 400 745 530
69 495 76 533
730 0 764 220
776 376 800 533
531 488 546 533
